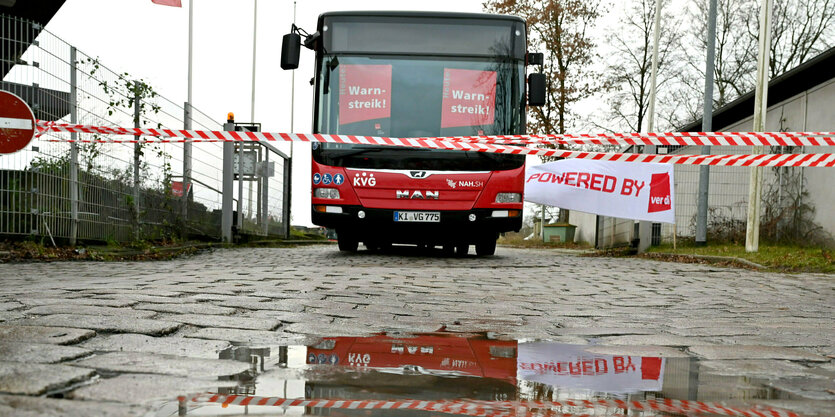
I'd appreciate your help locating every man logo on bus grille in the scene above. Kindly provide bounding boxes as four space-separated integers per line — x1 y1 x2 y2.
397 190 439 199
409 171 429 179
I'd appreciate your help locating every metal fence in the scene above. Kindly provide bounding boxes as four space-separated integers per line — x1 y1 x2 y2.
1 14 290 244
590 144 833 250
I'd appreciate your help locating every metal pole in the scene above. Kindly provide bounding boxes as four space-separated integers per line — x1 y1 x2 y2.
133 81 142 241
237 145 244 233
183 0 194 234
639 0 663 253
182 102 192 230
645 0 662 132
282 158 291 238
69 47 79 246
251 0 257 123
286 0 296 239
696 0 718 246
290 0 296 138
222 122 235 243
262 151 269 235
187 0 193 106
746 0 773 253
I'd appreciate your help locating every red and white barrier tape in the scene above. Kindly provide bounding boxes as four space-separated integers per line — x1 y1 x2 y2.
34 121 835 147
182 393 801 417
33 121 835 168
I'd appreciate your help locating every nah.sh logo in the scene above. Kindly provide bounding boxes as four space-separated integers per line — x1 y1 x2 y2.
647 172 672 213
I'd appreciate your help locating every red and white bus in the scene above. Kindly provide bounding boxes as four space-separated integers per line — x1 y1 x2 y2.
282 11 544 256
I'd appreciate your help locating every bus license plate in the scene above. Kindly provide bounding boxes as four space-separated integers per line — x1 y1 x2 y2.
394 211 440 222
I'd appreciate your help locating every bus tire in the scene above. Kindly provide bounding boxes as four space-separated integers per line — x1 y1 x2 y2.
337 232 358 252
455 244 469 257
475 238 496 256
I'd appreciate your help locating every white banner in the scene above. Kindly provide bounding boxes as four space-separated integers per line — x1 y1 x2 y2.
525 159 675 224
518 343 665 394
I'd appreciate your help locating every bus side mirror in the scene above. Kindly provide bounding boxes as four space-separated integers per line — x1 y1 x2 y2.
528 73 546 106
281 33 301 70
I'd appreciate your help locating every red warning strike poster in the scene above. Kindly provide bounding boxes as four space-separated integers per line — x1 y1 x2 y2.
441 68 497 129
339 64 392 125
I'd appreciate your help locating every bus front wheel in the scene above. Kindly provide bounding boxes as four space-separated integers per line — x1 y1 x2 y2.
337 231 358 252
475 238 497 256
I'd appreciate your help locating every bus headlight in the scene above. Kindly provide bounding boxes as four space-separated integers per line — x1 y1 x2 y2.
314 188 340 199
495 193 521 203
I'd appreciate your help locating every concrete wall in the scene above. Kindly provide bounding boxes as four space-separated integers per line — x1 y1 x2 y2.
570 210 597 245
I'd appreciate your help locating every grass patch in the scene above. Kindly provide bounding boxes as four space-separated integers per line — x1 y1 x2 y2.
645 242 835 273
0 240 208 262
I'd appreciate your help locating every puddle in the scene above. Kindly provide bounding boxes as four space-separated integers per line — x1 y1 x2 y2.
155 331 828 417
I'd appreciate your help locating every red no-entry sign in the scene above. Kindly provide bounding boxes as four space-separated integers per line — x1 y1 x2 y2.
0 90 37 154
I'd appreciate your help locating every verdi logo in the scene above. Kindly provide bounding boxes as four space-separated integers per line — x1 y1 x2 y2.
647 172 672 213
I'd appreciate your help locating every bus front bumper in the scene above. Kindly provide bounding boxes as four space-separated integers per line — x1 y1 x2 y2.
312 206 522 243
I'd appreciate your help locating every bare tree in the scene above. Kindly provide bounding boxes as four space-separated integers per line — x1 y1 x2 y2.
757 0 835 77
677 0 835 126
483 0 604 136
602 0 682 132
686 0 758 108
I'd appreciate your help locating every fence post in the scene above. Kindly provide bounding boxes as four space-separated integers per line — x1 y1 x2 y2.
696 0 718 246
69 47 79 245
133 81 142 241
262 152 269 235
182 102 192 236
282 155 291 238
638 146 656 252
222 121 235 243
746 0 773 252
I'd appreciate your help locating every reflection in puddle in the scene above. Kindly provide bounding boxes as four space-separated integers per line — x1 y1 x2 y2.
163 331 809 417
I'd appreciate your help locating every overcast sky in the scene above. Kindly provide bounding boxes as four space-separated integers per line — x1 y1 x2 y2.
45 0 496 227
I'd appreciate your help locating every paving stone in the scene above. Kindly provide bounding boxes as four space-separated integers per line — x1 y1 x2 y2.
0 362 94 395
0 302 22 311
0 394 149 417
92 294 185 304
158 313 279 330
72 351 251 378
768 378 835 401
755 400 835 417
582 345 690 358
132 302 236 315
552 327 656 336
21 305 157 319
688 345 829 361
69 374 236 404
14 298 136 307
700 360 817 378
0 325 95 345
19 314 182 336
0 311 25 322
283 321 378 337
80 334 230 359
0 342 90 364
595 334 714 347
185 327 309 345
243 310 335 324
667 326 761 337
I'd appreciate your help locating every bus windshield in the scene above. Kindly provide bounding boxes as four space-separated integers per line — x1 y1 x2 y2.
312 15 527 171
315 56 525 138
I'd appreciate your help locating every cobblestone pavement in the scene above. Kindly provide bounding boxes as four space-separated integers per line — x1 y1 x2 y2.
0 245 833 416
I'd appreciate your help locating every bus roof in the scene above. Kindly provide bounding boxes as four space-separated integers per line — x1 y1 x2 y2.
317 10 525 25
